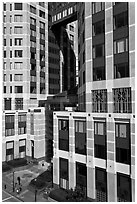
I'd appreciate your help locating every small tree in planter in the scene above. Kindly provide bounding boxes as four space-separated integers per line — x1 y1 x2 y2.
66 185 86 202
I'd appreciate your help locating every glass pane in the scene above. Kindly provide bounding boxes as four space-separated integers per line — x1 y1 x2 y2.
98 123 104 135
116 124 119 137
120 124 126 138
117 40 124 53
79 121 84 133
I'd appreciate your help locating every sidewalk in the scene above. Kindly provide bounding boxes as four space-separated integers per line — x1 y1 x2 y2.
2 162 50 202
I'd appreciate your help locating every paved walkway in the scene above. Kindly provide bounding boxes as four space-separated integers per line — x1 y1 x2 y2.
2 162 50 202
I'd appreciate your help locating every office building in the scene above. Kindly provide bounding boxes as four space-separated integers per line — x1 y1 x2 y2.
53 2 135 202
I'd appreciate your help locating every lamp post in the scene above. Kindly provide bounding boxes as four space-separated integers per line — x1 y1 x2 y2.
13 171 15 192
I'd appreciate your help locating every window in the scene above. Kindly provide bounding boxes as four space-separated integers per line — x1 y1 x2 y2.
30 5 36 14
75 121 86 155
92 89 107 112
3 3 6 11
15 86 23 93
30 113 34 135
14 15 23 22
39 2 45 8
69 24 74 31
15 38 23 46
10 86 12 93
93 67 105 81
18 114 26 135
117 173 131 202
19 140 26 158
10 27 12 34
15 98 23 110
30 17 36 26
10 51 12 58
5 115 15 137
4 39 6 46
40 33 45 40
10 62 12 69
10 74 12 81
10 4 12 11
14 74 23 81
94 121 106 159
15 50 23 57
10 39 12 46
30 41 36 48
14 26 23 34
116 122 130 165
63 10 67 17
59 120 69 151
4 98 11 110
40 21 45 29
57 13 61 20
4 51 6 58
59 158 69 189
93 20 105 36
114 11 128 30
95 167 107 202
3 27 6 34
76 162 87 189
114 63 129 79
10 15 12 23
40 44 45 50
39 10 45 18
113 87 131 113
93 44 105 58
92 2 105 14
14 62 23 69
114 38 128 54
68 7 73 15
6 141 14 161
14 3 22 10
3 15 6 23
3 62 6 70
83 71 85 84
3 74 6 81
4 86 6 93
30 29 36 37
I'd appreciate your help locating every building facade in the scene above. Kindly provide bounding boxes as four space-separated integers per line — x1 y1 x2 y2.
53 2 135 202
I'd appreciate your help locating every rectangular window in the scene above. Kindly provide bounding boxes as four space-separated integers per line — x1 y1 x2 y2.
40 21 45 29
15 98 23 110
94 121 106 159
9 50 12 59
3 74 6 81
14 62 23 69
30 113 34 135
93 67 105 81
114 63 129 79
3 15 6 23
116 122 130 164
3 62 6 70
6 141 14 161
4 51 6 58
30 5 36 14
69 24 74 31
92 2 105 14
14 26 23 34
18 114 26 135
93 44 105 58
59 158 69 189
3 3 6 11
4 98 11 110
10 86 12 93
4 39 6 46
75 120 86 155
14 38 23 46
117 173 131 202
114 38 128 54
14 3 22 10
10 62 12 70
15 50 23 57
30 17 36 26
14 15 23 22
10 4 12 11
95 167 107 202
15 86 23 93
39 10 45 18
10 39 12 46
4 27 6 34
30 41 36 48
30 29 36 37
10 74 12 82
5 115 15 137
10 15 12 23
4 86 6 93
113 87 131 113
59 120 69 151
10 27 12 34
92 89 107 112
19 139 26 158
14 74 23 81
76 162 87 190
114 11 128 30
93 20 105 36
